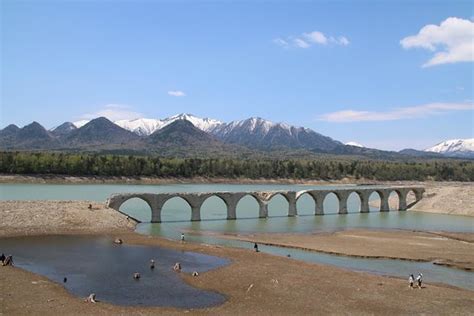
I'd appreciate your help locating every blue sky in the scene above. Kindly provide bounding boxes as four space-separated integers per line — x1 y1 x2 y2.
1 0 473 150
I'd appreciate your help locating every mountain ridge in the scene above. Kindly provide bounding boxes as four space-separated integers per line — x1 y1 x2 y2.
2 114 472 159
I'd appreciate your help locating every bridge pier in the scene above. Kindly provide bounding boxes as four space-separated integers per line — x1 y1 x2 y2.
359 192 370 213
379 190 390 212
314 193 325 215
191 206 201 221
287 192 297 216
259 203 268 218
151 207 161 223
337 192 350 214
397 189 408 211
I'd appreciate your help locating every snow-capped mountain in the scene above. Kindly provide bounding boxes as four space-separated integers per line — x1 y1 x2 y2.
161 114 223 133
114 118 166 136
425 138 474 158
68 114 341 151
345 141 364 148
74 114 223 136
212 117 342 151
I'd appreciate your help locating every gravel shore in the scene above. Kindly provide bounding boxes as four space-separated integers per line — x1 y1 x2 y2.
0 200 136 237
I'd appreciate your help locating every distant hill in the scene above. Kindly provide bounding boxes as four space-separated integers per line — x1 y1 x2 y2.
145 119 246 157
63 117 142 149
50 122 77 136
0 122 58 149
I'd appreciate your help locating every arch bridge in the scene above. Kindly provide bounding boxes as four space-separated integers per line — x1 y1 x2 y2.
106 186 425 223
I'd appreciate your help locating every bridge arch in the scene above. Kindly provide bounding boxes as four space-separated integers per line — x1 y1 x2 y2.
160 196 193 222
368 190 383 212
347 191 362 213
296 192 316 215
118 197 153 222
267 193 290 217
235 193 264 218
323 192 340 214
200 194 229 220
388 190 402 211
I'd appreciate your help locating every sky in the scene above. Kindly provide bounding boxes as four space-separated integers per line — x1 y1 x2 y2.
1 0 473 150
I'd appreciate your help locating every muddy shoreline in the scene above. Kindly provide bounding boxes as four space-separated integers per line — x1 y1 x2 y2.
1 196 474 314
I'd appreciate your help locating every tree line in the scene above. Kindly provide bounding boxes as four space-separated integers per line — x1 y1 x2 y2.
0 151 473 181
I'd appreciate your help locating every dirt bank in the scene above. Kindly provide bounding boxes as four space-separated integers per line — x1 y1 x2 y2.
210 229 474 271
0 200 136 237
2 232 474 316
0 174 371 185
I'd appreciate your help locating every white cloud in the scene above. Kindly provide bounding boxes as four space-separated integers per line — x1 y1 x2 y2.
80 104 143 121
273 38 289 48
400 17 474 67
335 36 350 46
294 38 310 48
274 30 349 49
168 90 186 97
303 31 328 45
318 102 474 122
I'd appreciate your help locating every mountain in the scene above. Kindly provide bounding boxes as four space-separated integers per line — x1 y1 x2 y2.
211 117 342 151
0 122 57 149
115 118 166 136
146 119 247 157
345 141 364 148
0 124 21 148
50 122 77 136
64 117 141 149
162 113 223 133
2 114 472 160
425 139 474 158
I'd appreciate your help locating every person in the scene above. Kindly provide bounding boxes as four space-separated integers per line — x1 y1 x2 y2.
408 274 414 288
85 293 97 303
150 259 155 270
180 233 185 242
0 253 5 264
3 255 13 266
133 272 141 280
173 262 181 272
416 273 423 288
88 204 92 210
63 277 68 283
254 243 259 252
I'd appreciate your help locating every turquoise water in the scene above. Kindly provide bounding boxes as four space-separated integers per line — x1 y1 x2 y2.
1 183 471 232
1 183 473 290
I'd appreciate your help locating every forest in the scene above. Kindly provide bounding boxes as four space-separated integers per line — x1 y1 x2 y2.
0 151 473 181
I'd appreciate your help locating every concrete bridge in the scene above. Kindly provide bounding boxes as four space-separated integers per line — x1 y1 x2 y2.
106 186 425 223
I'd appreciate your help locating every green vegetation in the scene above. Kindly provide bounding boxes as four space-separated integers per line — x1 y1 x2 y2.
1 151 473 181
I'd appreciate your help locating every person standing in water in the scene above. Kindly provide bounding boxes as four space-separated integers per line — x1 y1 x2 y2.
180 233 185 242
254 243 259 252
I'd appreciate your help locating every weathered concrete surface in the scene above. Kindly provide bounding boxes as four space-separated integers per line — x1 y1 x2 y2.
106 186 425 223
